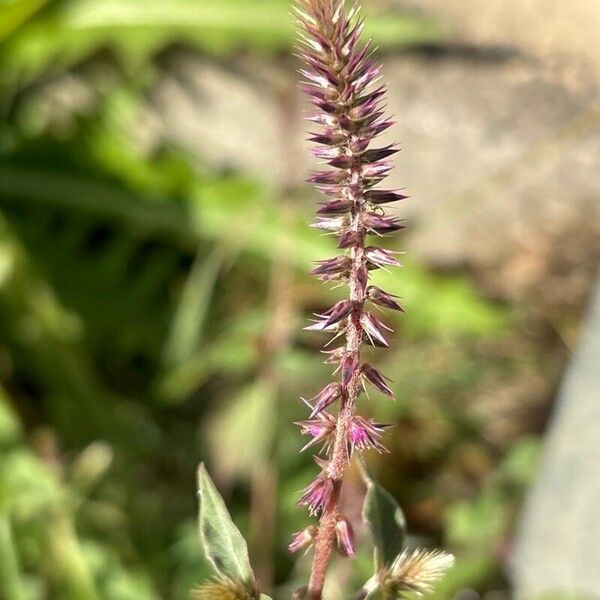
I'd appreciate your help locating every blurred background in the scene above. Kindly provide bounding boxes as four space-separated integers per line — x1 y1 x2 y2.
0 1 598 599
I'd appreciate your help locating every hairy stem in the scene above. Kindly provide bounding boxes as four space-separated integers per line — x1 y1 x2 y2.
308 176 366 597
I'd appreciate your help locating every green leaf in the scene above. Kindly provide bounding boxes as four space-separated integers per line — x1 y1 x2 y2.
196 463 254 585
359 458 406 571
0 0 50 43
162 244 226 370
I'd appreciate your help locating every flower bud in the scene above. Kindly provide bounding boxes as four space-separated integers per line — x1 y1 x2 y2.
340 351 359 387
299 475 334 516
309 382 342 417
296 399 337 453
367 285 405 312
335 516 356 557
361 364 394 398
348 416 389 454
289 526 319 554
360 312 392 347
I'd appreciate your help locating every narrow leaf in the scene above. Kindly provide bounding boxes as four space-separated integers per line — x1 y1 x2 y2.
197 464 254 584
163 244 226 369
359 457 406 571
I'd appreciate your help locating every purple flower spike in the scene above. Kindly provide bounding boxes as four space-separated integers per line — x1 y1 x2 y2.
295 0 409 585
299 475 334 516
335 516 356 557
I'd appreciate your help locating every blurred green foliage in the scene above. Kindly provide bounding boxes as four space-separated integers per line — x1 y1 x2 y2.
0 1 546 599
0 0 446 82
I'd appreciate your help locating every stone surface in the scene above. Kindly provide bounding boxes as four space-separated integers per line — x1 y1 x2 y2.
402 0 600 81
512 276 600 599
151 47 600 308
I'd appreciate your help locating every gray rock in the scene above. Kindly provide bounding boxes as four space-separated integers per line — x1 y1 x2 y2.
512 275 600 599
400 0 600 81
151 49 600 306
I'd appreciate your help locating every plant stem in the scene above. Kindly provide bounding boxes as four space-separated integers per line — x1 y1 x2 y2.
308 173 367 598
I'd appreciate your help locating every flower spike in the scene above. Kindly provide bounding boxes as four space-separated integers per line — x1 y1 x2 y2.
292 1 428 596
